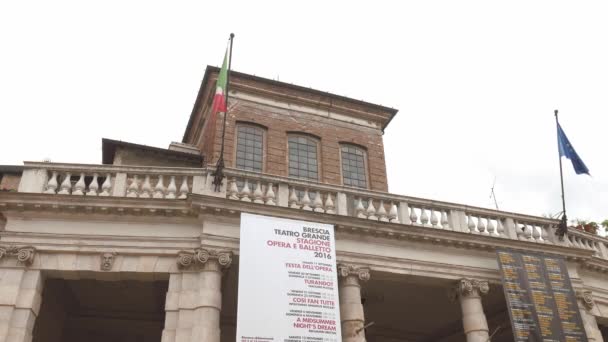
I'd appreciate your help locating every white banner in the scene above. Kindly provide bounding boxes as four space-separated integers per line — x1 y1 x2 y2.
237 213 342 342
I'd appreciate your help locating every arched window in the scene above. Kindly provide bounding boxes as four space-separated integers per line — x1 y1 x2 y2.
288 135 319 181
235 123 264 172
340 144 368 188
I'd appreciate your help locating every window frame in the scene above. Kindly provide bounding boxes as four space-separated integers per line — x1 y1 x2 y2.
233 122 267 173
339 143 369 189
286 133 321 182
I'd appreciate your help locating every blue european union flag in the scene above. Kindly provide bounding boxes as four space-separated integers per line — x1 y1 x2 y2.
557 123 590 175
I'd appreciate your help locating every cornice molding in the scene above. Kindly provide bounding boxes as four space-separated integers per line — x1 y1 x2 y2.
0 192 599 269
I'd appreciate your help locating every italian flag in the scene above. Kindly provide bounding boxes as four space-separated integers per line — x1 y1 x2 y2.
212 49 229 114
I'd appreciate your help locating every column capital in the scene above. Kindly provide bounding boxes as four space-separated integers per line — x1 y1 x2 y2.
0 245 36 266
576 290 595 311
177 248 233 269
450 278 489 301
338 264 370 282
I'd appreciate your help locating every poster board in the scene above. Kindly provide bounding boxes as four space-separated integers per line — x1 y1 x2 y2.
497 249 588 341
237 213 342 342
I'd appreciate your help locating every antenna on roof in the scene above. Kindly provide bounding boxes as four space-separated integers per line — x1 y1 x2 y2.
489 177 499 210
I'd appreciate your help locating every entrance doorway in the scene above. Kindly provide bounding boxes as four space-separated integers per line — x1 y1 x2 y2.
32 278 168 342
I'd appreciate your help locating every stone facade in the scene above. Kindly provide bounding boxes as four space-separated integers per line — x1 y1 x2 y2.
1 66 607 342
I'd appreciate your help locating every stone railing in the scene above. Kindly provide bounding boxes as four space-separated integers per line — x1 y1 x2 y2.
13 162 608 259
17 162 205 200
220 167 608 259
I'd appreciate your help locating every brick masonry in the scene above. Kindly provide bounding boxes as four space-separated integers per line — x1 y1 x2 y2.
185 70 394 192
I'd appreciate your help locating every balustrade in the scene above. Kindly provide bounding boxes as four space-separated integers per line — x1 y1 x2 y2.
15 162 608 261
44 171 114 197
464 213 507 238
26 163 196 200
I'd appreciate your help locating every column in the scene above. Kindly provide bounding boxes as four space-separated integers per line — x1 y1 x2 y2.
162 248 232 342
338 264 370 342
576 290 604 342
0 269 44 342
451 278 490 342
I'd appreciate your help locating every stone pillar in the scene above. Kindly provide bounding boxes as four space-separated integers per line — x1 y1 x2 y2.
576 290 604 342
338 264 370 342
162 249 232 342
450 278 490 342
0 269 44 342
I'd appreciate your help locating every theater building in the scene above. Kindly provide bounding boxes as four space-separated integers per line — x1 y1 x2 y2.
1 66 608 342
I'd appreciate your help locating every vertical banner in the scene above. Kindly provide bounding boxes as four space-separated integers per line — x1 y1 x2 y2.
497 250 588 341
237 213 342 342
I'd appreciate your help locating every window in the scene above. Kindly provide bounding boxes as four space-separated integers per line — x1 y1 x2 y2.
288 135 319 181
341 144 367 188
235 124 264 172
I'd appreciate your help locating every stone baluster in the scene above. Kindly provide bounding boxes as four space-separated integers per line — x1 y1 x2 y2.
126 175 139 198
430 209 438 228
477 217 487 235
153 175 166 199
58 172 72 195
324 193 336 214
540 226 551 244
486 219 496 235
166 176 177 199
240 180 252 202
73 173 86 195
301 189 312 211
532 225 541 242
568 234 578 248
366 198 377 220
288 187 300 209
169 249 233 342
355 198 366 219
523 224 533 240
576 290 604 341
227 178 240 200
388 202 399 223
313 190 324 213
467 215 476 233
440 211 449 229
420 208 429 226
178 176 189 199
253 181 264 204
451 279 490 342
514 222 524 240
44 171 59 194
99 173 112 196
409 206 418 225
86 173 99 196
140 175 152 198
496 219 505 237
265 182 276 205
338 265 370 342
377 201 388 222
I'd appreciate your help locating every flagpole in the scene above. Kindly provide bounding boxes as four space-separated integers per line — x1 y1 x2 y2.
213 33 235 192
555 109 568 239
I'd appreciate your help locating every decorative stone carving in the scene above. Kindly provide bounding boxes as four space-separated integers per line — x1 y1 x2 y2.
0 245 35 265
177 248 233 269
576 290 595 311
450 278 489 301
100 252 117 271
338 264 371 282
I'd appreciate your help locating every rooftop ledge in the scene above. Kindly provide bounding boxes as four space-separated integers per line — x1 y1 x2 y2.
4 161 607 262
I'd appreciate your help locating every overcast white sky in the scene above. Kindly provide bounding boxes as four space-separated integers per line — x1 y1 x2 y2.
1 1 606 224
